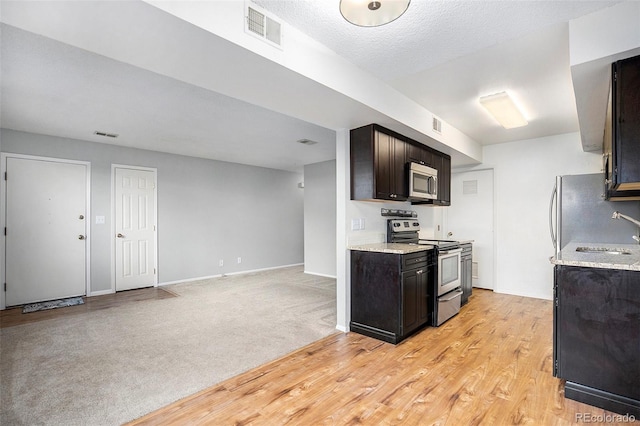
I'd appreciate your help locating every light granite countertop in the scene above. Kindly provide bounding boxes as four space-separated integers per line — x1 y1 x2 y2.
348 243 435 255
550 241 640 271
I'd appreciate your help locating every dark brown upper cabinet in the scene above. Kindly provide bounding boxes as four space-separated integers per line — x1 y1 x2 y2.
433 153 451 206
605 54 640 201
350 123 451 205
351 124 408 201
406 142 434 168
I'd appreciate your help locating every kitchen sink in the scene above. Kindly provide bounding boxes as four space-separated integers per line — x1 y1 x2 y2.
575 246 633 255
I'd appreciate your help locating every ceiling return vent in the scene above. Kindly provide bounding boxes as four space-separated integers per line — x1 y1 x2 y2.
245 2 283 48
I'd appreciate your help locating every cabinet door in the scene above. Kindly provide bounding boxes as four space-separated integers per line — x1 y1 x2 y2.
375 131 407 201
391 137 407 199
407 143 433 168
614 55 640 190
555 266 640 400
427 154 451 206
417 268 429 324
375 131 393 199
438 155 451 205
461 256 472 305
402 269 420 336
604 83 614 196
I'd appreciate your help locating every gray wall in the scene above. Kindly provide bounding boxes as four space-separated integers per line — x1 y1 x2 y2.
304 160 336 277
1 129 304 293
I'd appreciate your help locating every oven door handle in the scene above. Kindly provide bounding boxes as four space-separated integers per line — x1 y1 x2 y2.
439 248 462 255
440 289 463 301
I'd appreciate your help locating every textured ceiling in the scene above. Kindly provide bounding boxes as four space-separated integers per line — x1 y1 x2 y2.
254 0 619 145
0 0 624 171
254 0 617 81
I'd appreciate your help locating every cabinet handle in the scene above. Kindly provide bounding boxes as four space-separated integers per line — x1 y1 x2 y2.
416 270 423 274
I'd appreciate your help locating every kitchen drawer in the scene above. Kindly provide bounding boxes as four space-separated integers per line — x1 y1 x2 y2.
437 289 462 326
403 251 428 269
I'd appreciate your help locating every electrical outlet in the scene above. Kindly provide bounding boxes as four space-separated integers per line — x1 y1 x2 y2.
237 257 242 264
219 259 224 267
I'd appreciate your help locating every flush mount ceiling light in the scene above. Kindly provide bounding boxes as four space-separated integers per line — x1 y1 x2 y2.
479 91 528 129
340 0 411 27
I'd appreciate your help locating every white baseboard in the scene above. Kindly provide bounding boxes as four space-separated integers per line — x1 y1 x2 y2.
89 289 114 297
304 270 337 279
158 263 304 286
224 263 303 277
335 324 348 333
159 274 223 286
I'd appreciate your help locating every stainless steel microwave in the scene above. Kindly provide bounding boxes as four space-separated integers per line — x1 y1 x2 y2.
408 162 437 200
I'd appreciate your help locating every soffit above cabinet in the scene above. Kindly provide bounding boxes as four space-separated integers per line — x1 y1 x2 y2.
569 2 640 153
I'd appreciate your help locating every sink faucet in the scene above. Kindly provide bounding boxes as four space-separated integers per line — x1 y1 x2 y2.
612 211 640 243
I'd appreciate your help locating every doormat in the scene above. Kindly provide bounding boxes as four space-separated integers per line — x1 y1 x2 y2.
22 296 84 314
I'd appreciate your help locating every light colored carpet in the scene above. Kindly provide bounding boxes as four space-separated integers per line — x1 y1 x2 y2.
0 265 337 425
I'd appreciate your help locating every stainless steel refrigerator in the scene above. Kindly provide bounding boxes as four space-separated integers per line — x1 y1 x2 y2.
549 173 640 256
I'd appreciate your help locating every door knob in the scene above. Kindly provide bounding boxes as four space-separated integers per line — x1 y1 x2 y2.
117 233 125 238
447 232 453 237
79 215 85 220
78 235 86 240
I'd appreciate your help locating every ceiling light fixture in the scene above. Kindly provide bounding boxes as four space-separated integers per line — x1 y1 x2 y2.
340 0 411 27
479 92 528 129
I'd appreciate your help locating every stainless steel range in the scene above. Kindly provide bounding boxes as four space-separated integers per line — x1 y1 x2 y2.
421 239 463 326
387 219 463 326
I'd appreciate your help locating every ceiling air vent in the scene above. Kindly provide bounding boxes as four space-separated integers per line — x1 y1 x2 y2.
432 116 442 134
245 3 282 48
94 131 119 138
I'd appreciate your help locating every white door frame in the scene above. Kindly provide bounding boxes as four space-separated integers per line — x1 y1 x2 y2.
0 153 91 310
110 164 158 292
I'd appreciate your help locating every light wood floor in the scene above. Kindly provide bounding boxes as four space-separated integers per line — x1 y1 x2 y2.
127 289 635 425
0 287 176 328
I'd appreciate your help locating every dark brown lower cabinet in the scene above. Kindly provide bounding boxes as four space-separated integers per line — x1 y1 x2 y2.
460 243 472 305
350 250 435 344
553 265 640 416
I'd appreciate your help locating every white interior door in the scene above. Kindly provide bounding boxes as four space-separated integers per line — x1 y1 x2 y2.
444 169 494 290
5 156 88 306
114 167 157 291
